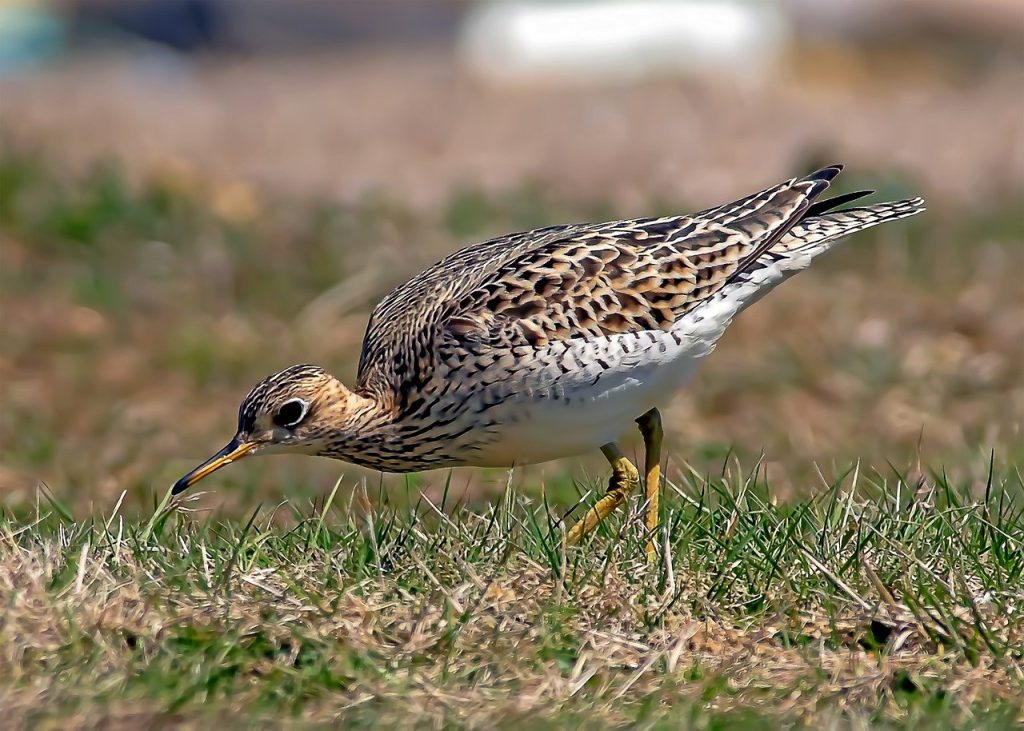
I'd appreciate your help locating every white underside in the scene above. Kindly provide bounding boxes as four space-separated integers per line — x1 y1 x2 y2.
468 267 783 466
468 340 703 466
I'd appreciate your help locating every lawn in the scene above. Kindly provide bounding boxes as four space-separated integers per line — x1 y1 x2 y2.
3 465 1023 727
1 146 1022 728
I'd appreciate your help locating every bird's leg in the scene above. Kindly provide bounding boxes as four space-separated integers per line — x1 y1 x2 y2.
565 443 640 546
636 408 663 559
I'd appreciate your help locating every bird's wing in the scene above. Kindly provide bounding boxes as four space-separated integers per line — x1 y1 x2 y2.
355 165 911 405
355 220 583 400
437 165 844 350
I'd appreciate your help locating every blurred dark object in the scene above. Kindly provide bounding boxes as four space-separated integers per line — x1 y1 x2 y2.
74 0 223 51
71 0 470 53
788 0 1024 59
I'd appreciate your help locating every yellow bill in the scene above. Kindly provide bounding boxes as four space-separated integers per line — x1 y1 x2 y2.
172 438 256 494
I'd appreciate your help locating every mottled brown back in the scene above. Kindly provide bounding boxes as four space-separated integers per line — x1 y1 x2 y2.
354 166 921 405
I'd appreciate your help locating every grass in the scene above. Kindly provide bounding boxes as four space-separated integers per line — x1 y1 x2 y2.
1 143 1023 727
3 462 1023 728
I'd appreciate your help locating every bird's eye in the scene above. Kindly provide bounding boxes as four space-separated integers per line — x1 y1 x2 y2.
273 399 308 428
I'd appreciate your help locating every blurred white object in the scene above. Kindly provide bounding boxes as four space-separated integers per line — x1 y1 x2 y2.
461 0 790 84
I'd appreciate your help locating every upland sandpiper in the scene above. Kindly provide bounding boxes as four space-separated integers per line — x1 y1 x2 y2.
173 165 923 553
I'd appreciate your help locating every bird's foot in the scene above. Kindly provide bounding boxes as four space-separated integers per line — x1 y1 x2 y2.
565 457 640 546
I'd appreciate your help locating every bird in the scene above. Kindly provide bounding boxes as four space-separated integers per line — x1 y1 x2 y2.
172 165 924 554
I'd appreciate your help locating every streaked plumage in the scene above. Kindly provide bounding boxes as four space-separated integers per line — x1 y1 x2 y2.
172 165 924 551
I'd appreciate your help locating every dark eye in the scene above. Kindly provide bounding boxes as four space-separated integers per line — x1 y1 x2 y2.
273 399 307 428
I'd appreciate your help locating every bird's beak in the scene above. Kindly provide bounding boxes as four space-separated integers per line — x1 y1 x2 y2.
172 438 256 494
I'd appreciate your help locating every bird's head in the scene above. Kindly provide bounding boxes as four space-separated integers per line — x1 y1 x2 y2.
171 364 375 494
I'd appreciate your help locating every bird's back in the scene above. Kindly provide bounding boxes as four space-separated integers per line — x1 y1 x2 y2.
353 166 924 427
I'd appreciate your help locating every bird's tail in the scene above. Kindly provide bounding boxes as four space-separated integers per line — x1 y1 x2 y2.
773 195 926 267
710 190 925 320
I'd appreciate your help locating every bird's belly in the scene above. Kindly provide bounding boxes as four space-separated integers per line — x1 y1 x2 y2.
468 399 639 467
465 338 705 467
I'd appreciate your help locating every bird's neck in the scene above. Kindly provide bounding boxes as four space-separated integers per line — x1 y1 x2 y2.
314 380 391 443
346 382 397 423
318 383 439 471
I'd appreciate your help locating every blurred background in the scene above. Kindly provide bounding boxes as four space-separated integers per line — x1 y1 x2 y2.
0 0 1022 516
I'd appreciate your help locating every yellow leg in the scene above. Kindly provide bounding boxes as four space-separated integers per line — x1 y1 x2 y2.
636 408 663 559
565 443 640 546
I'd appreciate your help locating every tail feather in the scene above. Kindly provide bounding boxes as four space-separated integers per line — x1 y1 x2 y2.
805 189 874 217
683 171 924 321
716 194 924 315
778 196 926 257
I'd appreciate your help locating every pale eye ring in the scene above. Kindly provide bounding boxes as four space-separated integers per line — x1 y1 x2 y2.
273 398 308 428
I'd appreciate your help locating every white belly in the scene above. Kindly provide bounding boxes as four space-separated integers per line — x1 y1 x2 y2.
455 253 786 467
467 322 721 466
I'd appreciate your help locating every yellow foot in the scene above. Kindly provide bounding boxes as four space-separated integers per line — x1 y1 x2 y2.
565 455 640 546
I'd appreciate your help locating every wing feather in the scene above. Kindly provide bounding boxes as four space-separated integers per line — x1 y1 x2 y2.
354 165 923 405
441 166 842 350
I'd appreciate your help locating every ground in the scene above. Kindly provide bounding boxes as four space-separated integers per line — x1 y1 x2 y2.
1 48 1023 728
2 464 1023 727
